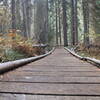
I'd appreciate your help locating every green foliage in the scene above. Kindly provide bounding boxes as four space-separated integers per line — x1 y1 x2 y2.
96 0 100 9
0 33 41 62
1 49 27 62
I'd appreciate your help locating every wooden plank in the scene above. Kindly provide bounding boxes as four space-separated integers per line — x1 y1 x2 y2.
3 71 100 77
16 64 95 69
0 82 100 95
31 63 94 67
22 96 100 100
31 59 93 64
15 67 98 71
10 68 98 72
0 48 100 100
1 76 100 83
26 65 96 68
17 65 96 69
0 94 100 100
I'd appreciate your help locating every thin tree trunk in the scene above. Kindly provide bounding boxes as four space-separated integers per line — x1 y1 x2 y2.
71 0 78 45
75 0 78 44
56 3 58 45
82 0 90 46
22 1 28 37
62 0 68 46
26 0 30 37
11 0 16 29
46 0 49 43
58 0 62 45
34 0 48 44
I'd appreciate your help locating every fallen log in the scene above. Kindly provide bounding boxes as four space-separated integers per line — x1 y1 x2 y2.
0 48 55 74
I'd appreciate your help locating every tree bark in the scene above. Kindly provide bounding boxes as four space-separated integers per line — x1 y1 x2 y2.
58 0 62 45
34 0 48 44
55 1 58 45
71 0 78 45
82 0 90 46
62 0 68 46
11 0 16 29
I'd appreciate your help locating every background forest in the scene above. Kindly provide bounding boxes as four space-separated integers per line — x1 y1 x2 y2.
0 0 100 62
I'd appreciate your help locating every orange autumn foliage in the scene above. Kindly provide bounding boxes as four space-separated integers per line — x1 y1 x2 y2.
0 31 43 61
7 29 17 38
7 33 16 38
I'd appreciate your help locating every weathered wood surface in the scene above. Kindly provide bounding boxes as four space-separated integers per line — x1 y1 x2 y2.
0 48 100 100
1 94 100 100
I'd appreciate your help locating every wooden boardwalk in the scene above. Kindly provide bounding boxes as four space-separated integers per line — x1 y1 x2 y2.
0 48 100 100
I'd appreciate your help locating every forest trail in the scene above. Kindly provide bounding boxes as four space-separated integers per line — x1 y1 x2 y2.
0 48 100 100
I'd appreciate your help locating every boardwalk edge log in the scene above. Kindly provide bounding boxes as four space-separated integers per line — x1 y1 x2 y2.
0 48 55 73
64 47 100 67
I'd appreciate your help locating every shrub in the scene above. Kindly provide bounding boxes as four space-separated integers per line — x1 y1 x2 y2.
0 31 42 62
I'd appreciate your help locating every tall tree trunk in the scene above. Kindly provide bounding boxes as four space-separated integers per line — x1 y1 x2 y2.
16 0 21 30
46 0 49 43
22 1 28 37
34 0 48 44
58 0 62 45
26 0 31 38
62 0 68 46
11 0 16 29
74 0 78 44
82 0 90 46
55 1 58 45
71 0 78 45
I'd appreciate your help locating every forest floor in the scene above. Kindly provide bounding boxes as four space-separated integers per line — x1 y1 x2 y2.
68 45 100 60
75 45 100 60
0 32 43 63
76 50 100 60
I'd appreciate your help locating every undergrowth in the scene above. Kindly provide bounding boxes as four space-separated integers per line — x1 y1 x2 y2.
75 43 100 60
0 30 42 63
